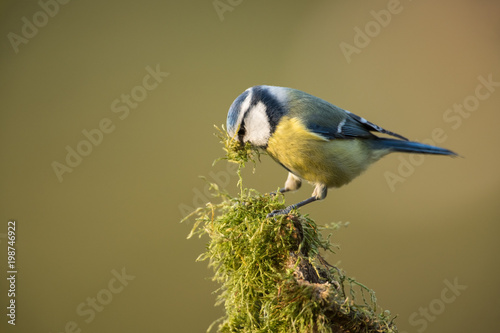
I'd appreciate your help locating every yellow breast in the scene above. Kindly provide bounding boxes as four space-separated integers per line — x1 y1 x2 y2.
266 117 388 188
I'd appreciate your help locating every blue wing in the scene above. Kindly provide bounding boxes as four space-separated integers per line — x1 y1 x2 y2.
288 89 408 141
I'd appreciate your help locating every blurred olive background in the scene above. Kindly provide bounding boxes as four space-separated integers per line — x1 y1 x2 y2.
1 0 499 332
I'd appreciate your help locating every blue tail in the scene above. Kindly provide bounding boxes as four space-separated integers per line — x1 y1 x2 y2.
371 138 457 156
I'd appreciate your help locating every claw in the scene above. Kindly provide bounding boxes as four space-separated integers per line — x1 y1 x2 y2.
267 196 320 218
269 188 287 197
267 205 295 218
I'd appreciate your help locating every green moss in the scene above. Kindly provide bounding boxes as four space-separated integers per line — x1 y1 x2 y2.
183 127 398 333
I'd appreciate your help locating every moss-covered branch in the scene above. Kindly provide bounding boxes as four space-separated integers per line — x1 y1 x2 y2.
182 127 398 333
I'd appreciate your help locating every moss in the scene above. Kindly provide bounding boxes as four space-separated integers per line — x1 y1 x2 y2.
183 127 398 333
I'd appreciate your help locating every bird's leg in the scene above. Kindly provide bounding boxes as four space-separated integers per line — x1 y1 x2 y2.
270 172 302 196
267 183 327 217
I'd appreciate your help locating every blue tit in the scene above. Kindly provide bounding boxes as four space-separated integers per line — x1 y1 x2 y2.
226 85 457 217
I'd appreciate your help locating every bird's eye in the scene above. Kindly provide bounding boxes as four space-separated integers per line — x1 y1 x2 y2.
238 127 245 139
237 123 246 142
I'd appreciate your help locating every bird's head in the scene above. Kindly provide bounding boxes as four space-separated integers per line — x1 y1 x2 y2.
226 85 288 148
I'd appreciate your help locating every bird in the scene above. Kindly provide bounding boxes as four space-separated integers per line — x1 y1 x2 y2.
226 85 457 217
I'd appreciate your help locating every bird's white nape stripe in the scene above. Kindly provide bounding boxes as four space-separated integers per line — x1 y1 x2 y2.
237 89 253 127
244 101 271 146
265 86 289 105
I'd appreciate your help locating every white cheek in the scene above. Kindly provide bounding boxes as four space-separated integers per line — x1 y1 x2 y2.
244 101 271 146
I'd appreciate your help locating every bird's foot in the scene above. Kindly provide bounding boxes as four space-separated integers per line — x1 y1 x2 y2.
267 205 295 218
